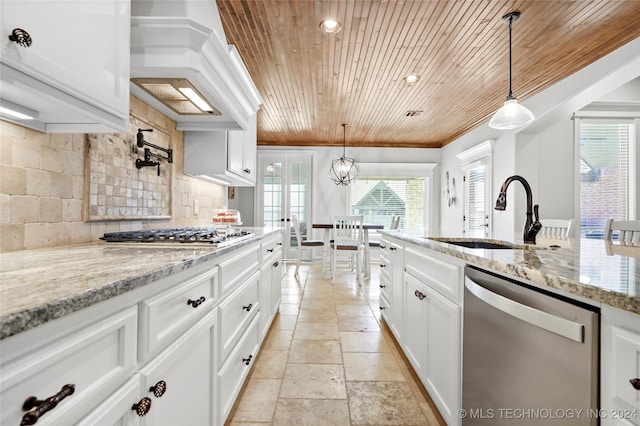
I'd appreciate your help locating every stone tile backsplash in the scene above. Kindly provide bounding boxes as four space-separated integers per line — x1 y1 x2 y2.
0 95 227 252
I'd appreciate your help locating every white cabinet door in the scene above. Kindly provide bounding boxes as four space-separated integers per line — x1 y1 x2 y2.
0 0 130 132
227 112 257 183
77 375 142 426
423 285 461 426
137 310 217 426
403 273 428 377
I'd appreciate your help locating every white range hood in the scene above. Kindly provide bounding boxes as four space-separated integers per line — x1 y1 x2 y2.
130 0 262 131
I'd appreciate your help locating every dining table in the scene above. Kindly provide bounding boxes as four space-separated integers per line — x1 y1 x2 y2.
312 223 385 278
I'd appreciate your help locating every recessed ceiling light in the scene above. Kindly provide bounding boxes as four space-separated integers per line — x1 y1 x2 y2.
404 75 420 85
320 19 341 34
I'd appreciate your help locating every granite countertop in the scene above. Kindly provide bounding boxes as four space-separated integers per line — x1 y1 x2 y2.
0 228 281 340
382 230 640 315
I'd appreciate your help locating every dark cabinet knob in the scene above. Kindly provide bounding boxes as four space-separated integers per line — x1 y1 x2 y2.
379 306 386 310
267 248 274 253
132 397 152 417
379 245 386 249
243 303 253 312
273 261 279 268
390 247 397 251
187 296 205 308
21 384 75 425
243 355 253 365
379 284 386 289
9 28 32 48
149 380 167 398
631 378 640 390
244 168 251 174
379 264 386 268
414 290 426 300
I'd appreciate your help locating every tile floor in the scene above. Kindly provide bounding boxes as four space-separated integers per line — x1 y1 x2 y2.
226 262 446 425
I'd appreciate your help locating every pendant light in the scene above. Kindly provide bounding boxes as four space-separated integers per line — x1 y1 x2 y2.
330 123 358 186
489 11 535 130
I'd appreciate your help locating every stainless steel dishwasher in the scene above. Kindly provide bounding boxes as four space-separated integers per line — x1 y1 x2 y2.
463 266 599 425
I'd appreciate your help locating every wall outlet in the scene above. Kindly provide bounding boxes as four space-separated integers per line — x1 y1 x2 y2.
194 199 199 216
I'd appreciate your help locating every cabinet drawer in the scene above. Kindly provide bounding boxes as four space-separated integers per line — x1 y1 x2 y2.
379 269 391 300
218 315 260 423
405 247 462 302
219 245 260 296
219 271 260 363
139 267 218 362
0 307 137 426
379 252 391 281
379 293 391 323
611 326 640 410
261 235 283 263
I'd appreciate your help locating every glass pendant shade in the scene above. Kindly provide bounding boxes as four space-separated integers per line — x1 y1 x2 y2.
330 124 358 186
489 11 534 131
489 98 535 130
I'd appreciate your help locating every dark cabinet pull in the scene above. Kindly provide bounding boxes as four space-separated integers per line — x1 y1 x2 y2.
380 284 386 289
267 248 274 253
379 264 386 268
244 168 251 174
149 380 167 398
277 242 283 246
132 397 152 417
380 306 386 310
9 28 32 48
631 378 640 390
187 296 205 308
414 290 426 300
389 247 397 251
243 303 253 312
273 261 279 268
379 245 386 249
21 384 75 425
243 355 253 365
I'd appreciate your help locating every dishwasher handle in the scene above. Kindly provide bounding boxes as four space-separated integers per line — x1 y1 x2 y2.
465 277 584 343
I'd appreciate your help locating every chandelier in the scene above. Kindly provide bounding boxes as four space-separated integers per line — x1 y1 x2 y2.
489 11 535 130
330 123 358 186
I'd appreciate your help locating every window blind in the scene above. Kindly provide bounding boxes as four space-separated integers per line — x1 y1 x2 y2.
579 120 632 238
465 165 487 235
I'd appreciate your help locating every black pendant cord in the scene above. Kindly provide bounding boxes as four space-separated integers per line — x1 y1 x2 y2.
508 16 514 100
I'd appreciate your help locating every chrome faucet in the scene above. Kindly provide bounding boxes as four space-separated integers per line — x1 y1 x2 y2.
495 175 542 244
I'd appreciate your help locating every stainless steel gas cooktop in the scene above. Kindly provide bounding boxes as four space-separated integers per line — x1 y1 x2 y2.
100 227 254 248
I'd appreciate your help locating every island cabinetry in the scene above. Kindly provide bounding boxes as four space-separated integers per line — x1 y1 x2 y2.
379 237 404 342
601 304 640 426
0 0 130 132
259 234 283 339
402 244 464 426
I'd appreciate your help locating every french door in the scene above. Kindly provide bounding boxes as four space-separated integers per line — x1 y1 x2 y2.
257 152 313 259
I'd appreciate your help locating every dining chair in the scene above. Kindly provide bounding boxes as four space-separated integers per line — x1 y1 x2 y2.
330 215 364 283
604 219 640 244
291 215 326 278
539 218 574 239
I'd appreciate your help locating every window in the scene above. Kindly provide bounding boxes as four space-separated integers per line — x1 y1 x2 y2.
350 176 426 230
347 163 437 233
577 119 635 238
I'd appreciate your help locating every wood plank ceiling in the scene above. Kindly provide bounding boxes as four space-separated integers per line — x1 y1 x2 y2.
218 1 640 148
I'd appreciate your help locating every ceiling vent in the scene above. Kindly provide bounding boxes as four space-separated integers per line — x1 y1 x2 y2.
405 110 423 117
131 78 222 116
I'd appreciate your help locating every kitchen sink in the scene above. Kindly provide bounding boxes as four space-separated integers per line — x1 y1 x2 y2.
425 237 543 250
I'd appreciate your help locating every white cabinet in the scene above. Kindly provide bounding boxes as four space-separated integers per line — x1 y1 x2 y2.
397 241 464 426
0 0 130 133
259 234 283 339
0 232 282 426
227 112 257 183
0 306 138 425
379 237 404 342
601 305 640 426
137 310 217 426
184 112 258 186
